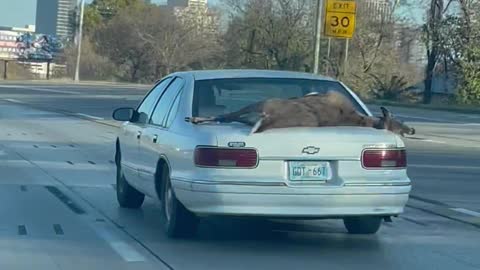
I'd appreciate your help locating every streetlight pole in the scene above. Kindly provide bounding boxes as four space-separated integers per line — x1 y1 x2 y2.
344 38 349 76
74 0 85 82
325 37 331 75
313 0 324 74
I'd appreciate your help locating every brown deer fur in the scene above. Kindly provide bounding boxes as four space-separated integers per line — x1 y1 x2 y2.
191 91 415 136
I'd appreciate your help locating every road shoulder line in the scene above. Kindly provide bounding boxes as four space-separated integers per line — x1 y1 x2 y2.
1 98 122 128
75 113 105 120
450 208 480 218
408 197 480 229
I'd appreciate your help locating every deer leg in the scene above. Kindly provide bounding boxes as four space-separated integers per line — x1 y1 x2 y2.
188 116 216 124
250 112 270 134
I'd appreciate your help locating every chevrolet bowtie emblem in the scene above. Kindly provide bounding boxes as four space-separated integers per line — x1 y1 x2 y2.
302 146 320 155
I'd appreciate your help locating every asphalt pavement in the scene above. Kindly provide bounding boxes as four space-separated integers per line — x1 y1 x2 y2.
0 82 479 270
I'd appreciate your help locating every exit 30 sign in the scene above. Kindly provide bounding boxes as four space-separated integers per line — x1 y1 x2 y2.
324 0 356 38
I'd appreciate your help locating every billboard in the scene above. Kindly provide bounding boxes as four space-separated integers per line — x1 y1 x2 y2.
15 33 64 61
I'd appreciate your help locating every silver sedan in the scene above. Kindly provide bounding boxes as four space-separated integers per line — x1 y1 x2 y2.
112 70 411 238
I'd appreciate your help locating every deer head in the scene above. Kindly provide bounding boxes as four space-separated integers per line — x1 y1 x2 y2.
379 107 415 136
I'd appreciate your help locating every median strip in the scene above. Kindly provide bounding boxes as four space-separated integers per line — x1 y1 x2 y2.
408 197 480 229
90 223 146 262
45 186 86 215
450 208 480 218
75 113 105 121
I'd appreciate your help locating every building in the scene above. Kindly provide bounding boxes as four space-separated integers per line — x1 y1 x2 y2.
168 0 207 8
168 0 219 37
187 0 208 9
394 24 427 67
0 25 36 60
167 0 188 7
169 0 208 16
0 30 20 60
358 0 392 22
35 0 76 39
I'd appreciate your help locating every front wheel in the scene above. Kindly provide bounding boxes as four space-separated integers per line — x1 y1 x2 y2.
160 166 198 238
116 150 145 209
343 216 382 234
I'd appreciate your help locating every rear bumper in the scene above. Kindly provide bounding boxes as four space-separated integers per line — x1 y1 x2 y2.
172 179 411 218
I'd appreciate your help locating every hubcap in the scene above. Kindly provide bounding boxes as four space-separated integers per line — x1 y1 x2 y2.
164 180 173 222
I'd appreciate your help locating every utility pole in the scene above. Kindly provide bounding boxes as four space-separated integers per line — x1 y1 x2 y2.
325 38 332 75
3 60 7 80
313 0 324 74
343 39 349 76
74 0 85 82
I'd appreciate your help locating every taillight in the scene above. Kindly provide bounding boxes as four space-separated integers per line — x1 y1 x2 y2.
362 149 406 169
194 147 258 168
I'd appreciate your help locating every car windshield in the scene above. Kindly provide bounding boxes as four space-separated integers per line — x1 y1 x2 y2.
192 78 366 118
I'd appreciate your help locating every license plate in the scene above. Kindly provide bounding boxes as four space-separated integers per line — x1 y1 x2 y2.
288 161 332 181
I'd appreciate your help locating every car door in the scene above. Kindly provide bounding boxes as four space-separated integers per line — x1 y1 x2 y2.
121 77 173 191
138 77 186 194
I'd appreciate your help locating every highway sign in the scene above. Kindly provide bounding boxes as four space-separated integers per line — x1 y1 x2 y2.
326 0 356 13
324 0 356 38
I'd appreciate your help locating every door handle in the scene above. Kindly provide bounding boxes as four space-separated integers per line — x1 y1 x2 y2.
153 135 158 144
137 131 142 139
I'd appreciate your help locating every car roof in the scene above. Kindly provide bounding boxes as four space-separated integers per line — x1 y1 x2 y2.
172 69 337 81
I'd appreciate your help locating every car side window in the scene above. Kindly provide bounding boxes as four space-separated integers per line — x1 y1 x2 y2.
150 78 185 126
134 78 173 124
165 91 183 128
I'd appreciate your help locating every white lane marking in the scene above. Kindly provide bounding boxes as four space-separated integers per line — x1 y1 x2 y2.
397 113 480 125
4 99 105 121
0 85 81 94
124 96 143 101
91 223 146 262
75 113 104 120
418 136 480 147
409 164 480 170
450 208 480 217
3 98 24 104
396 114 446 122
421 139 447 144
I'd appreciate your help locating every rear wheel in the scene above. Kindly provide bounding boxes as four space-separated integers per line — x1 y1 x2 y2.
343 216 382 234
159 165 198 238
116 147 145 209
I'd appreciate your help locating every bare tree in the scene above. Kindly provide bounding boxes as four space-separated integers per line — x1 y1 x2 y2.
348 0 401 74
422 0 455 104
95 4 222 82
222 0 314 71
95 7 153 82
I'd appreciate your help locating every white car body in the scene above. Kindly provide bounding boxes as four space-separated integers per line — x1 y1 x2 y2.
116 70 411 220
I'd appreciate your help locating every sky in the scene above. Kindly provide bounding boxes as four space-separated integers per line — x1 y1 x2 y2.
0 0 419 29
0 0 219 28
0 0 37 28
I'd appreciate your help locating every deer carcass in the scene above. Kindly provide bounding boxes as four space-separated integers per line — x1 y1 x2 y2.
190 91 415 136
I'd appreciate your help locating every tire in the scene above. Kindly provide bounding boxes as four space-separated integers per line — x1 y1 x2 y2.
116 147 145 209
159 165 198 238
343 216 382 235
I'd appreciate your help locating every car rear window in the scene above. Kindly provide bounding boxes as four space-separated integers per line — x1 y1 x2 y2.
192 78 366 117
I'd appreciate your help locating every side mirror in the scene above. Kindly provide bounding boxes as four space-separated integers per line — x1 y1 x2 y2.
112 107 135 121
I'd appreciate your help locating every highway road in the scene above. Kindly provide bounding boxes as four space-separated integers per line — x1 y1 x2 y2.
0 82 479 270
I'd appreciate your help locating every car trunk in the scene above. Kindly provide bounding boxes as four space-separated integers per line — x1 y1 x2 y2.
193 124 405 186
